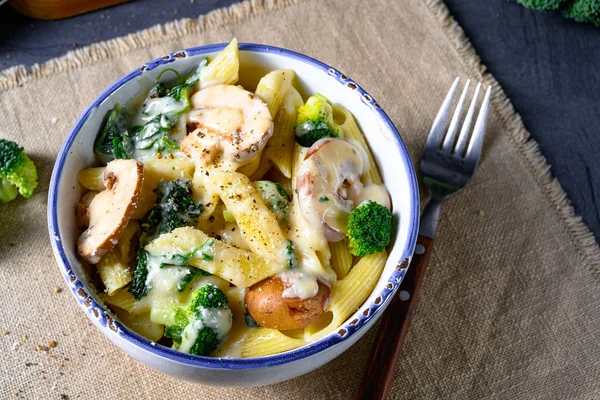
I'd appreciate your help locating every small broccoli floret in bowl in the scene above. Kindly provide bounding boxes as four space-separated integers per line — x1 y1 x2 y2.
0 139 38 203
347 200 393 257
163 284 232 356
294 94 341 147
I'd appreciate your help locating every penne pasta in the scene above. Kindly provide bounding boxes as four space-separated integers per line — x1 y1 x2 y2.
333 104 383 185
256 70 303 178
113 308 164 342
191 166 221 220
266 87 303 178
97 250 132 295
304 250 387 341
77 167 105 191
329 240 353 279
198 38 239 89
241 328 306 357
100 287 138 313
207 171 290 265
115 220 140 264
248 155 273 182
145 226 286 288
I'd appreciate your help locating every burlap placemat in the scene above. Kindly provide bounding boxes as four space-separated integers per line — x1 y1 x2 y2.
1 0 599 398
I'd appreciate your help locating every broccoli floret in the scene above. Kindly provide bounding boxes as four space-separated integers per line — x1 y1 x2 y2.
141 179 204 238
515 0 567 11
164 308 189 345
0 178 18 203
255 181 291 223
165 285 232 355
189 284 229 315
562 0 600 25
515 0 600 25
189 326 220 356
94 104 132 160
347 200 392 257
0 139 38 203
129 179 203 300
294 94 340 147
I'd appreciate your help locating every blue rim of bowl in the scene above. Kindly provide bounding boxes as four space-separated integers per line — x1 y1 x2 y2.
48 43 419 370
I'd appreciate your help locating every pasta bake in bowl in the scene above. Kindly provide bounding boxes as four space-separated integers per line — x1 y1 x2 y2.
48 40 419 386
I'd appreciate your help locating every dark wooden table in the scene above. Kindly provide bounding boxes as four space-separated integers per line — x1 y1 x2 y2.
1 0 599 240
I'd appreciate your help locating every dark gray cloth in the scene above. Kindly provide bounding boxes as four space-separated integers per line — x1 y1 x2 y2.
1 0 599 240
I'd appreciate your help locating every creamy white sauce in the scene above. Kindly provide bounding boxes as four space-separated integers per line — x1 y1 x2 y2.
178 323 198 353
144 255 191 294
279 270 319 300
138 96 185 123
200 307 233 339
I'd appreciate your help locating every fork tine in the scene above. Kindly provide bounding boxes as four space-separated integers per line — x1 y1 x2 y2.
465 85 492 161
441 79 470 154
424 77 460 150
454 82 481 156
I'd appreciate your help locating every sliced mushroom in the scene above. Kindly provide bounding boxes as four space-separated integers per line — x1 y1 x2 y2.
245 275 330 330
296 138 364 242
183 84 273 165
296 138 391 241
77 159 143 264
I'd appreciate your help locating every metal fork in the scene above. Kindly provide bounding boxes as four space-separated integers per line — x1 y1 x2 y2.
356 77 492 400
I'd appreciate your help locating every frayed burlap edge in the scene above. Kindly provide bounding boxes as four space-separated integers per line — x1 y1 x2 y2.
1 0 597 274
0 0 299 91
423 0 600 278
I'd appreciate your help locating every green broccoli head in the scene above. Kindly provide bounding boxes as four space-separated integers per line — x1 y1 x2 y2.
0 139 38 203
189 284 229 316
515 0 567 11
562 0 600 25
163 308 190 345
515 0 599 25
255 180 290 223
347 200 393 257
141 179 204 238
166 285 232 356
294 94 340 147
189 326 220 356
130 179 204 300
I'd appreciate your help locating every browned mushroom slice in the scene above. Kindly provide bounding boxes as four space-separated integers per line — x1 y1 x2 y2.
77 159 143 264
296 138 364 242
245 276 330 330
296 138 393 241
185 84 273 165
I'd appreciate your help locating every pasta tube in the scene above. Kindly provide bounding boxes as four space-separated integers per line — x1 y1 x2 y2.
330 240 353 279
256 70 303 178
199 38 239 89
77 167 105 191
241 328 306 357
304 250 387 341
333 104 383 185
145 226 286 288
207 171 289 265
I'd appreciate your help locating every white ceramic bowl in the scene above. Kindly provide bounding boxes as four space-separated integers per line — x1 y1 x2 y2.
48 43 419 387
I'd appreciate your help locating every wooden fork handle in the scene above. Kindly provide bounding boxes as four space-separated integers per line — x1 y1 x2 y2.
355 235 434 400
